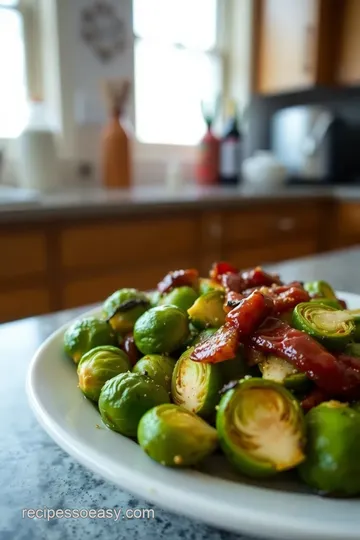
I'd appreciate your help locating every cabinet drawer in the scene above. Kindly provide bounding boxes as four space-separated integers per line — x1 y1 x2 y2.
337 202 360 238
63 257 195 308
0 287 50 323
224 238 317 269
223 204 319 247
60 217 198 271
0 231 47 280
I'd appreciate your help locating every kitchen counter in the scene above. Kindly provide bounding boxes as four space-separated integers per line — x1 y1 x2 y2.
0 184 357 224
2 246 360 540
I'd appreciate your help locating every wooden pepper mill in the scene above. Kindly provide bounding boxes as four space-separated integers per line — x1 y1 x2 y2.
101 80 131 189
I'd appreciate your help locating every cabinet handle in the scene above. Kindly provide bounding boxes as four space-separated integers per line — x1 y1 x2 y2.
277 217 295 232
303 25 315 75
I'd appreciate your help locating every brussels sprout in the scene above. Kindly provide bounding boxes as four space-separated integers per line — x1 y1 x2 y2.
64 316 116 364
216 378 305 478
160 286 198 312
299 401 360 496
198 278 224 295
77 345 131 402
292 302 355 350
191 327 218 346
133 354 176 393
259 355 311 392
147 290 161 308
187 290 226 330
103 289 150 334
304 280 336 299
99 372 169 437
134 305 189 355
310 298 343 310
138 404 218 467
352 402 360 413
171 347 222 417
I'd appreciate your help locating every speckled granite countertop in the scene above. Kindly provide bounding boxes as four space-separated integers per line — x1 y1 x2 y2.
2 246 360 540
0 184 359 224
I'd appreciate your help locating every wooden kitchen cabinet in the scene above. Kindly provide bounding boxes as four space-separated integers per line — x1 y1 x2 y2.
254 0 339 94
336 0 360 85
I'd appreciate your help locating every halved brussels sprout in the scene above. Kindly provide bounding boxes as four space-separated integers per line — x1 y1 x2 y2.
134 305 189 355
103 289 150 334
299 401 360 496
99 372 169 437
259 355 310 393
171 347 222 417
64 316 116 364
187 290 226 330
216 378 305 478
198 278 224 295
292 302 355 350
304 280 336 299
133 354 176 393
160 286 198 312
310 298 343 310
138 404 218 467
77 345 131 402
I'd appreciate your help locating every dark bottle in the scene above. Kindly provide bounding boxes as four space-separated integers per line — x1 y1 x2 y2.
220 101 242 186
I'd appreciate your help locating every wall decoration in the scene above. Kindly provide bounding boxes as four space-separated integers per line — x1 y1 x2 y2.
80 0 126 63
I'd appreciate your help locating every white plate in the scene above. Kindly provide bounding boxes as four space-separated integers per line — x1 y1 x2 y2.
27 292 360 540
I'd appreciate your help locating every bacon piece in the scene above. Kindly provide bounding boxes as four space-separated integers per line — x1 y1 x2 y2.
210 262 238 283
224 291 244 313
121 333 141 367
190 324 239 364
251 318 360 398
240 266 283 288
226 291 274 339
157 269 199 294
301 388 329 412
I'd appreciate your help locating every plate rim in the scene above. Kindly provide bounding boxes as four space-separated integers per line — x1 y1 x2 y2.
26 292 360 540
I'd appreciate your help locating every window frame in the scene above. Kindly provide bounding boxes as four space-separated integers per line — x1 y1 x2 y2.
132 0 227 151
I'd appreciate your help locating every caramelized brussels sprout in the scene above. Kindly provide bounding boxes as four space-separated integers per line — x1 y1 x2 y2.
134 306 189 355
216 378 305 478
160 286 198 312
64 316 116 364
187 290 226 329
77 345 131 402
198 278 224 295
292 302 355 350
171 347 222 417
133 354 176 393
259 355 311 393
299 401 360 496
137 404 218 467
103 289 150 334
99 372 169 437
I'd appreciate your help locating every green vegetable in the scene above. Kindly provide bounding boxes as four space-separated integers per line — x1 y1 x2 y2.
64 317 116 364
292 302 355 350
345 342 360 357
171 347 222 417
187 290 226 329
99 372 169 437
352 402 360 414
304 280 336 299
77 345 131 402
137 404 218 467
259 355 310 393
310 298 343 310
103 288 150 334
133 354 176 393
299 401 360 496
160 286 198 312
216 378 305 478
191 327 217 346
147 290 161 308
134 305 189 355
198 278 224 295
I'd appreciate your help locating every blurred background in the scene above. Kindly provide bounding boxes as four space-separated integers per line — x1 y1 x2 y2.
1 0 360 323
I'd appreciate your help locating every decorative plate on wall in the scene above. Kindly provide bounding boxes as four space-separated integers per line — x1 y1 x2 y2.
80 0 126 63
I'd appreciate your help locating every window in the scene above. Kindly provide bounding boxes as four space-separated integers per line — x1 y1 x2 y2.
0 0 27 138
133 0 221 145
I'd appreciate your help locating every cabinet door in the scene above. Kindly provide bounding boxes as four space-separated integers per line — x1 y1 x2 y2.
336 0 360 85
255 0 319 93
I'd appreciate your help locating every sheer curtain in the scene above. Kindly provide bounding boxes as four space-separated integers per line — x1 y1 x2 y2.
0 1 27 138
133 0 221 145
